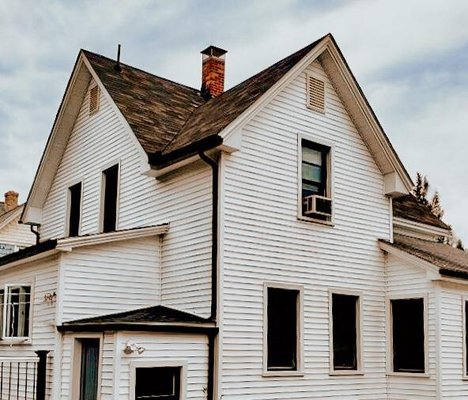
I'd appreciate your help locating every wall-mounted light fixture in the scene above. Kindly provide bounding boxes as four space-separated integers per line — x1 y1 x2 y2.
123 340 145 355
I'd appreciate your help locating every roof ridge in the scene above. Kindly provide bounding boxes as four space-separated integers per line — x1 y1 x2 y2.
81 49 201 94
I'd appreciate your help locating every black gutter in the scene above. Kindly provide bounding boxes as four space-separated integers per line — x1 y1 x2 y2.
439 269 468 280
148 135 223 170
0 239 57 267
57 323 218 335
198 150 219 400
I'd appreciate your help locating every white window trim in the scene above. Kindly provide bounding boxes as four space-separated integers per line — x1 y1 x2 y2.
328 288 363 376
386 293 429 377
129 359 187 400
0 282 34 344
99 160 121 233
65 179 84 237
306 72 326 114
71 334 104 400
297 133 335 226
462 297 468 380
263 282 304 377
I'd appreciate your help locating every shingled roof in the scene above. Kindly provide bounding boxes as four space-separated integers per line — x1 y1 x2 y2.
381 234 468 279
83 35 325 163
393 194 451 230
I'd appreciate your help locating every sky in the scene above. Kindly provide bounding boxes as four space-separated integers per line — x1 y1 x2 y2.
0 0 467 243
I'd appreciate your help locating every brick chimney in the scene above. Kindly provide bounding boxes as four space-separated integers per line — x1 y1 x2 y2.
4 190 19 212
201 45 227 99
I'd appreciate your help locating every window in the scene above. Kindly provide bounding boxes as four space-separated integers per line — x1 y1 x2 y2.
391 298 425 373
331 293 360 371
68 182 82 237
89 85 100 115
301 139 331 219
78 338 100 400
101 164 119 233
266 286 301 372
0 285 31 338
135 367 181 400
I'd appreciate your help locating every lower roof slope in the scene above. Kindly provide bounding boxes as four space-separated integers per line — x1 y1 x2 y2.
382 234 468 278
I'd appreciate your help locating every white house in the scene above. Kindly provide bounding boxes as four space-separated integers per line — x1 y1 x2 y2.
0 190 36 255
1 33 468 400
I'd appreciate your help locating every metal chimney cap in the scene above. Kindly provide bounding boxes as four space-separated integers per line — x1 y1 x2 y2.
201 45 227 58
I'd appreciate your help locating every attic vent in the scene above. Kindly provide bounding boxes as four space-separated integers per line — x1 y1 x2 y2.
89 85 100 115
306 75 325 112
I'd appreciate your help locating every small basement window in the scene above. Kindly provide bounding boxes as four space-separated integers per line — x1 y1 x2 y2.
332 293 359 371
101 164 119 233
301 139 331 221
68 182 82 237
391 298 425 373
89 85 100 115
135 367 181 400
266 286 301 371
306 74 325 113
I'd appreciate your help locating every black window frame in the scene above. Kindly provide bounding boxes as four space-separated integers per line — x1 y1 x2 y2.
266 286 301 372
301 138 331 218
331 293 360 371
101 164 119 233
391 297 426 373
68 181 82 237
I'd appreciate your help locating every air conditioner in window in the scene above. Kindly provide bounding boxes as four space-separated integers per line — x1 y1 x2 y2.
304 195 332 217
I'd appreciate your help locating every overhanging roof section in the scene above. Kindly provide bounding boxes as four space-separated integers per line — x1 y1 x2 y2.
380 234 468 279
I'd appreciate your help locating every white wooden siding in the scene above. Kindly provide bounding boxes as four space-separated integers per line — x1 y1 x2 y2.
40 81 212 318
220 60 391 399
386 253 437 399
0 216 36 248
60 331 209 400
0 256 59 400
437 282 468 398
60 237 160 322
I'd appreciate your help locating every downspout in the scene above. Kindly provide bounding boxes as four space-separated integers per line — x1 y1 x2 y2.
30 224 41 245
198 150 219 400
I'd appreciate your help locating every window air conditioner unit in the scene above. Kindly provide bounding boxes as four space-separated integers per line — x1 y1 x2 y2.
304 195 332 217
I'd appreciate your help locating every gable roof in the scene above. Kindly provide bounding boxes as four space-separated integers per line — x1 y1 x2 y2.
393 194 451 230
381 234 468 279
0 204 24 231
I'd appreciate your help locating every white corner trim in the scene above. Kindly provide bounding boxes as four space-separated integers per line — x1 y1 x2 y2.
56 224 169 251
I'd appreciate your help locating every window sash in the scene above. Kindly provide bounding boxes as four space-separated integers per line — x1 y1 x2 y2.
68 182 82 237
102 164 119 233
2 285 31 338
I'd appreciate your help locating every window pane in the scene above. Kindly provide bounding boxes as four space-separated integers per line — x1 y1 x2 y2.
135 367 180 400
6 286 30 337
68 182 82 237
392 298 425 372
332 294 358 370
302 146 322 165
103 164 119 233
302 163 322 183
267 288 298 370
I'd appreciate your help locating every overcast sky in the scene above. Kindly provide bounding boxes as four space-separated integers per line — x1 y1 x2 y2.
1 0 467 243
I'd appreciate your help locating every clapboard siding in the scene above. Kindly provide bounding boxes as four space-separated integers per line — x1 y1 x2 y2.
0 217 36 248
386 253 437 399
60 237 160 322
220 60 390 398
40 81 212 318
438 283 468 398
0 256 59 400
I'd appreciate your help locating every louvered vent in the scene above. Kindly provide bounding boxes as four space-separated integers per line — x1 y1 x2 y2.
307 75 325 112
89 85 100 115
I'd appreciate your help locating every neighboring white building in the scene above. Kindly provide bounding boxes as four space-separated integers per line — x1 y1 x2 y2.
0 190 36 255
1 33 468 400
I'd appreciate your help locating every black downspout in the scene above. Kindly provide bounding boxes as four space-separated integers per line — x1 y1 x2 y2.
198 150 219 400
30 224 41 245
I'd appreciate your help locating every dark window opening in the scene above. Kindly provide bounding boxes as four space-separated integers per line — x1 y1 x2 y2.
332 293 358 370
68 182 82 237
267 287 299 371
301 139 330 218
79 338 100 400
135 367 181 400
102 164 119 233
391 298 425 373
